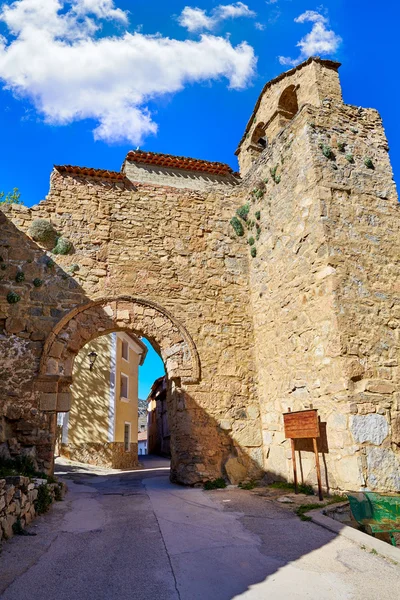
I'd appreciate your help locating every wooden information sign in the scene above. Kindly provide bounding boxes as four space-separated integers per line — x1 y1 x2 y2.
283 409 323 501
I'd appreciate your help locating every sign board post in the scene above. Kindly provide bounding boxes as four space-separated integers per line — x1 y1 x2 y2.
283 408 323 501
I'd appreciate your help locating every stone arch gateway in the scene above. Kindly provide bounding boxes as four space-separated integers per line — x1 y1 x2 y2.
36 296 204 482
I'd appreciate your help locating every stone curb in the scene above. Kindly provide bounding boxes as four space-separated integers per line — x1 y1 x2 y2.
306 503 400 563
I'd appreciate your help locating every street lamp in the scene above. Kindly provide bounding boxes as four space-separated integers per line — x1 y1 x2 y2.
88 351 98 371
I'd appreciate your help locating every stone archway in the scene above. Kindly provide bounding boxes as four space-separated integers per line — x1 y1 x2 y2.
35 296 202 482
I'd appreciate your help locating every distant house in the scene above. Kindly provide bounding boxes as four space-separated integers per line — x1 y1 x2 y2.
59 332 147 468
147 376 170 457
138 430 148 456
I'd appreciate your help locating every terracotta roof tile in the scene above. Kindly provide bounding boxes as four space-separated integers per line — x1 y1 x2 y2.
55 165 126 181
125 150 236 177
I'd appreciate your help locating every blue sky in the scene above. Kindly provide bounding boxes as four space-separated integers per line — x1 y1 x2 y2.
0 0 398 397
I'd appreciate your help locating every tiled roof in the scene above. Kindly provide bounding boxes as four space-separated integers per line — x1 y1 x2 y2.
125 150 235 176
54 165 126 181
138 431 147 441
235 57 341 154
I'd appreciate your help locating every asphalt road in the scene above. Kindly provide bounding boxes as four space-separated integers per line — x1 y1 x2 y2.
0 456 399 599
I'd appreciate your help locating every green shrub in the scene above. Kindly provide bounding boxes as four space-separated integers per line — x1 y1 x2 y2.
34 484 52 515
29 219 57 244
364 157 374 169
236 204 250 221
248 237 255 246
250 247 257 258
345 154 354 163
204 478 227 490
230 217 244 237
45 258 55 269
255 211 261 221
7 291 21 304
337 142 346 152
15 271 25 283
33 278 43 288
52 237 73 255
68 264 80 273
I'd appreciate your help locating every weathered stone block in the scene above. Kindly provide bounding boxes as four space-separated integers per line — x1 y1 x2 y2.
350 414 389 445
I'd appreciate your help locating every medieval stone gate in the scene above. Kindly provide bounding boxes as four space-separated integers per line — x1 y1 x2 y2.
1 57 399 491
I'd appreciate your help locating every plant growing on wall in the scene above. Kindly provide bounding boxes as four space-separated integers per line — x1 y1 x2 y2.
68 264 80 273
248 236 255 246
33 278 43 287
319 144 335 160
7 291 21 304
236 204 250 221
345 154 354 163
29 219 57 244
52 237 73 255
250 247 257 258
230 216 244 237
15 271 25 283
337 142 346 152
364 157 374 169
270 165 281 184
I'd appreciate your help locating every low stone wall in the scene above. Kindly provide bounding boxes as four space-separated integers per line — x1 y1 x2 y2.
0 475 66 542
60 442 139 469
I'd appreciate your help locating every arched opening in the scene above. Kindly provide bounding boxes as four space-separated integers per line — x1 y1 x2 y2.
278 84 299 121
36 296 202 483
55 332 168 471
250 121 268 152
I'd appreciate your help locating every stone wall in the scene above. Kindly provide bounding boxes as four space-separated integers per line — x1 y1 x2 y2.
0 475 66 542
60 442 139 469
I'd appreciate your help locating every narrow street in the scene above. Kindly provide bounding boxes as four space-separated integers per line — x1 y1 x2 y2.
0 456 399 600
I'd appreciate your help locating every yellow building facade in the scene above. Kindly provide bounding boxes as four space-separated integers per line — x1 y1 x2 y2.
59 332 147 468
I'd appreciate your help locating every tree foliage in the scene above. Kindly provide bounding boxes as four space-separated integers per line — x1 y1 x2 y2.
0 187 24 205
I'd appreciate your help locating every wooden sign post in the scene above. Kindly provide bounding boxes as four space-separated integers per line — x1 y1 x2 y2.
283 408 323 501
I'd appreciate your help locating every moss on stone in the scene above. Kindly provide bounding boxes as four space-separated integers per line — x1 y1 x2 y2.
52 237 73 255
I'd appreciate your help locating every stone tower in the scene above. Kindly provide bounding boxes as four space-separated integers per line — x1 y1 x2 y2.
236 57 399 492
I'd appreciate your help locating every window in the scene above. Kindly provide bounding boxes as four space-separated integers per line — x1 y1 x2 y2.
121 340 129 361
124 423 131 452
120 373 129 400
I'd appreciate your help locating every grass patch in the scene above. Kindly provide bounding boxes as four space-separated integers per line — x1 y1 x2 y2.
238 480 257 490
204 478 227 490
296 495 346 522
269 481 314 496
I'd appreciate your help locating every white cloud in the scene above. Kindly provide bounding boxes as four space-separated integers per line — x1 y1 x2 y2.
278 10 341 66
178 3 256 33
294 10 327 24
0 0 256 145
254 22 265 31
